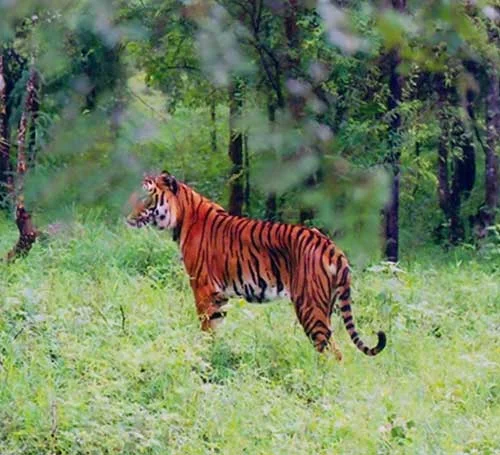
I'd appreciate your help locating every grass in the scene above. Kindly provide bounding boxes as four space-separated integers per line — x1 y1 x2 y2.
0 212 499 454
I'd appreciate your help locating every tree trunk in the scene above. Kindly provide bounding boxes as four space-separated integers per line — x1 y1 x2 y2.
243 132 250 214
452 123 475 200
384 171 400 260
449 118 475 242
437 121 463 243
382 0 406 262
228 81 244 216
480 68 499 232
6 204 39 262
436 75 457 244
0 53 10 204
383 46 403 261
436 73 477 244
5 66 39 261
265 100 277 220
265 194 277 221
210 95 217 154
16 68 38 195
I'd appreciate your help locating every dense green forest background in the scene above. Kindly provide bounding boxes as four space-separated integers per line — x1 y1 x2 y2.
0 0 498 263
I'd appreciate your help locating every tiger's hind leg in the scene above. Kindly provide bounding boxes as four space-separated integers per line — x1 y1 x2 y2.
328 338 343 362
294 298 343 361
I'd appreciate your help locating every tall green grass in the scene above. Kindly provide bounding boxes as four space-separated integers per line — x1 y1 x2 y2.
0 213 499 454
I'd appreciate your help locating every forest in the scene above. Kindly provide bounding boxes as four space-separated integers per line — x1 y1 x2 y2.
0 0 499 454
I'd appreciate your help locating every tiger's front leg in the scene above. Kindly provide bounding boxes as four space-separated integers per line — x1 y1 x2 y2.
192 283 228 331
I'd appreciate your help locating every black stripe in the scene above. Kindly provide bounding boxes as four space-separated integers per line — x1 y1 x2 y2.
232 280 242 296
268 248 283 295
336 255 343 277
338 267 349 287
236 259 244 285
192 208 215 276
340 304 351 313
258 276 267 301
210 214 226 245
236 218 253 252
339 289 350 300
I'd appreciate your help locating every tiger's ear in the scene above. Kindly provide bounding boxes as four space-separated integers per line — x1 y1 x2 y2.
161 171 178 195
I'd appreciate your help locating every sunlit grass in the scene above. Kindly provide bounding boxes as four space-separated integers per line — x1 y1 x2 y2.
0 214 499 454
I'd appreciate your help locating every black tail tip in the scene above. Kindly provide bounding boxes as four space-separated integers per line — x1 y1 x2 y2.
376 331 387 352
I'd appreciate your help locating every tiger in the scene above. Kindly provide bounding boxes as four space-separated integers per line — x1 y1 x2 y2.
126 171 386 360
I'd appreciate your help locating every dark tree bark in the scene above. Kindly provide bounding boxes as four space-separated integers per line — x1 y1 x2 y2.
27 97 39 167
210 95 217 154
383 169 400 261
436 94 463 243
265 194 277 221
16 68 38 194
265 100 277 220
243 133 250 214
450 118 475 242
383 47 403 261
228 81 244 216
435 72 478 244
382 0 406 262
479 68 499 233
5 66 39 261
453 125 475 200
0 53 10 204
436 77 458 243
6 204 39 262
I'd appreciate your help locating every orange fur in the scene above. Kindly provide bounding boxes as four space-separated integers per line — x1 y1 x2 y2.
127 171 386 359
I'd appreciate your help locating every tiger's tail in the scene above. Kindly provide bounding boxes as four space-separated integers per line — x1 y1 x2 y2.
335 261 386 356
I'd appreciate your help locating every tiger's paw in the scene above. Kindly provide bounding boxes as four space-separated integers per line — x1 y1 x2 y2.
329 340 343 362
209 314 226 330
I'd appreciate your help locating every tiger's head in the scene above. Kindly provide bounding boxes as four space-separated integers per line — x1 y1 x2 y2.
126 171 181 230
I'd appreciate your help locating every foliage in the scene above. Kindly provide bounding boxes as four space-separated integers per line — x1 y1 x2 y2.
1 0 499 255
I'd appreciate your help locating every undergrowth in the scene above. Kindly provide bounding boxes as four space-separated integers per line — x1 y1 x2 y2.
0 213 499 454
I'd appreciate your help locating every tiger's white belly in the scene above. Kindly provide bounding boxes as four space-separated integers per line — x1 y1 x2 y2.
221 282 290 303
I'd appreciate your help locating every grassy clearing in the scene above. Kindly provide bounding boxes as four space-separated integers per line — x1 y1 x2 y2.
0 213 499 454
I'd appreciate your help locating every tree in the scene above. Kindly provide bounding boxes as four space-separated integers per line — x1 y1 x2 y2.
435 72 476 244
228 80 245 215
6 66 40 261
476 66 499 237
264 100 278 220
0 52 10 205
382 0 406 262
210 94 217 153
